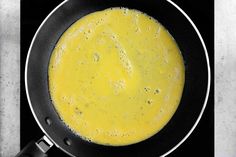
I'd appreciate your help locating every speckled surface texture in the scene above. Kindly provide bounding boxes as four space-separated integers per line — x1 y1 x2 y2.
0 0 20 156
215 0 236 156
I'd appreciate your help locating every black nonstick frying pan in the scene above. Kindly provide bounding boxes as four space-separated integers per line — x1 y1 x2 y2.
16 0 211 156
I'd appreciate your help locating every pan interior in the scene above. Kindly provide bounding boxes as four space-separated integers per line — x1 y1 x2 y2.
48 8 185 146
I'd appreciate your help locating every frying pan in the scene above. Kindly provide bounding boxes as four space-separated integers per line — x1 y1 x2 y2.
16 0 211 156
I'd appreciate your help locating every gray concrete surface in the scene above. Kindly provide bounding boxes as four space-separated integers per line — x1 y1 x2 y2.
215 0 236 156
0 0 20 156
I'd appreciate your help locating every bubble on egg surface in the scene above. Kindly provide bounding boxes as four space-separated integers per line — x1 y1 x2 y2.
154 89 160 94
93 53 100 62
144 87 151 92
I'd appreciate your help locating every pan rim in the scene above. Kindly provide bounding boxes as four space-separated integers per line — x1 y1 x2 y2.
24 1 75 157
162 0 211 156
24 0 211 157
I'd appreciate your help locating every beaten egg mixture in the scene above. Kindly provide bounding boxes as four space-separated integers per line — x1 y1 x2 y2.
48 8 185 146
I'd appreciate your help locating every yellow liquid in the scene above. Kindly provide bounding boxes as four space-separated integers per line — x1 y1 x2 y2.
48 8 185 146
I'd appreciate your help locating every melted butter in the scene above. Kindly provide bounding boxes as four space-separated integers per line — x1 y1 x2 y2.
48 8 185 146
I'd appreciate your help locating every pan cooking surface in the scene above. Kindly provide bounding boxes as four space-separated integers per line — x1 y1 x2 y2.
48 8 185 146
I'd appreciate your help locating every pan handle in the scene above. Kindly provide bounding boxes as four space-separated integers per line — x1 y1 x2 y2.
15 136 54 157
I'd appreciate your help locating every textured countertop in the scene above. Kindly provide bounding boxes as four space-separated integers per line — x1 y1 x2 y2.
215 0 236 156
0 0 234 156
0 0 20 156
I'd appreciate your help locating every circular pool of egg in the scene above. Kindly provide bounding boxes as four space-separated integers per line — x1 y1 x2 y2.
48 8 185 146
